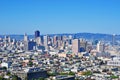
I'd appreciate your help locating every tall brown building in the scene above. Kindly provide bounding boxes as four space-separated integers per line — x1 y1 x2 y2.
72 39 80 54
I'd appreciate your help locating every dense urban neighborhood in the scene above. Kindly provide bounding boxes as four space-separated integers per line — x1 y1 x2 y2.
0 31 119 80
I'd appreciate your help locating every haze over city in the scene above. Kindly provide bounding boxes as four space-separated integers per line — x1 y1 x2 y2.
0 0 120 35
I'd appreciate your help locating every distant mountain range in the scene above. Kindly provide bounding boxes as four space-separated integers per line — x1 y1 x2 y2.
0 33 120 41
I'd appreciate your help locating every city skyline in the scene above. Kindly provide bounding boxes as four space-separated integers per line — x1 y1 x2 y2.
0 1 120 79
0 0 120 35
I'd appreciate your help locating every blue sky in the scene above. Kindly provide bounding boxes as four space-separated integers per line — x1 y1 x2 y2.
0 0 120 35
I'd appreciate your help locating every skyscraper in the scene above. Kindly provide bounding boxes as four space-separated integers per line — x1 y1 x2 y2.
36 37 41 45
79 39 87 52
72 39 80 54
68 35 72 45
24 40 36 51
53 36 58 46
43 35 48 49
28 41 36 51
40 35 44 45
35 30 41 45
24 33 28 42
112 34 116 46
24 33 29 51
97 41 105 52
35 30 40 38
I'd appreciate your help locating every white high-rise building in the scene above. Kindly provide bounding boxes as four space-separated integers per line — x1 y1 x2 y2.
24 33 28 42
24 33 29 51
112 34 116 46
35 37 41 45
44 35 48 49
97 41 105 52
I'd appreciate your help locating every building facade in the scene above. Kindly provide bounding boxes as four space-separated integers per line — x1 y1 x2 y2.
72 39 80 54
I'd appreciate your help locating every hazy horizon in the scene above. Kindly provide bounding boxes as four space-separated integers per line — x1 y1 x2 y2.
0 32 118 36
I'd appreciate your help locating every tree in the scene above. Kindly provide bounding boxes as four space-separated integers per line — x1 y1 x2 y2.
82 71 92 76
2 67 7 71
28 60 33 67
69 71 75 75
48 72 56 76
59 72 68 75
12 75 19 80
110 75 119 79
6 71 11 76
0 76 4 80
38 77 45 80
25 77 27 80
